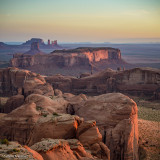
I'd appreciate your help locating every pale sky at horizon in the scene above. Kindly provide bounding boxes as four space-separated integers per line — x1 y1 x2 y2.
0 0 160 43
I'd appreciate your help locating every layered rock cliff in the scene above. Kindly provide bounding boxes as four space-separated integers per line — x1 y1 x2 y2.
46 67 160 98
0 67 54 97
10 47 126 76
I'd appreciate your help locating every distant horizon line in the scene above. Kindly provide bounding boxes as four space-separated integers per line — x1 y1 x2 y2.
2 37 160 45
4 41 160 45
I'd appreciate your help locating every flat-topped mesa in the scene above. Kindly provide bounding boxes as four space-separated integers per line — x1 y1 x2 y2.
52 47 122 62
22 38 45 46
10 47 124 75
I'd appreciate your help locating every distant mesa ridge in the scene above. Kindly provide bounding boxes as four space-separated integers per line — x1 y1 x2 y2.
10 46 127 75
22 38 45 46
22 38 60 48
0 38 61 49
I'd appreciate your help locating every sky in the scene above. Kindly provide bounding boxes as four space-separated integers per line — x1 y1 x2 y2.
0 0 160 43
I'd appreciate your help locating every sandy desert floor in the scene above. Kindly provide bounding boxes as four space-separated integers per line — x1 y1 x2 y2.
138 119 160 160
130 96 160 160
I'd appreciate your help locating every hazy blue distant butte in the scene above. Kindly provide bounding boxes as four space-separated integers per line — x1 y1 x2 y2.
5 42 23 45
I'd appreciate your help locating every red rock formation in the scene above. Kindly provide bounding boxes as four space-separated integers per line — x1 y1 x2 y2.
67 93 139 160
22 38 45 46
2 95 24 113
0 94 110 159
24 145 44 160
10 47 126 76
46 67 160 97
0 88 139 160
0 67 54 97
24 42 44 55
46 74 75 93
114 67 160 96
30 139 99 160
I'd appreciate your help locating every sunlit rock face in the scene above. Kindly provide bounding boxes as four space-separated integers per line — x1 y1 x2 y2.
30 138 110 160
67 93 139 160
10 47 125 76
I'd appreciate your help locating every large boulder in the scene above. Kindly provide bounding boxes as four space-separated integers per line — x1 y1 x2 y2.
67 93 139 160
2 95 24 113
46 74 74 93
25 94 68 113
76 120 102 147
30 139 95 160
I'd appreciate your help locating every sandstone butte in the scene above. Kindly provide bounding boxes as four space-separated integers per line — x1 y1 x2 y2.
0 67 143 160
10 45 128 76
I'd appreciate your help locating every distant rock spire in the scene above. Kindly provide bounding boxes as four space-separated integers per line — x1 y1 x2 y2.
24 42 44 55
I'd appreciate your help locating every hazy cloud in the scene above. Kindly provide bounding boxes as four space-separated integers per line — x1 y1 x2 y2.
122 10 150 16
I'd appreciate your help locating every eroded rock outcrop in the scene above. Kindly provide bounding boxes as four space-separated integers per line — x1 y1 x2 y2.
0 98 101 146
114 67 160 96
0 103 79 145
2 95 24 113
24 42 44 55
0 67 54 97
0 94 110 159
46 67 160 97
67 93 139 160
30 139 95 160
0 90 139 160
30 138 110 160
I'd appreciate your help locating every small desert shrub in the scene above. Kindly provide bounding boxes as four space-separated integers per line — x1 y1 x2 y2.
0 139 9 145
138 146 147 160
36 106 43 111
43 114 47 117
6 150 13 154
53 112 60 116
12 148 20 152
49 96 54 99
138 106 160 122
